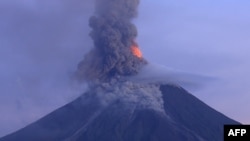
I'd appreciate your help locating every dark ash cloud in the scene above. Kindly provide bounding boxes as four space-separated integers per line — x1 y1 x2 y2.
76 0 147 82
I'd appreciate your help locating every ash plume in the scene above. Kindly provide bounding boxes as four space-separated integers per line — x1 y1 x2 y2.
76 0 146 82
88 81 164 113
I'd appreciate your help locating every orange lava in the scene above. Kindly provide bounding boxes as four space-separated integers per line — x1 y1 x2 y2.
131 43 143 58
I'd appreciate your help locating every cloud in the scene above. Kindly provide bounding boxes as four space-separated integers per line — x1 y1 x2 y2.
129 63 215 91
89 81 165 113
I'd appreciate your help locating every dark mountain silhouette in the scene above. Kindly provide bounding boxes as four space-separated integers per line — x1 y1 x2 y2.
0 84 239 141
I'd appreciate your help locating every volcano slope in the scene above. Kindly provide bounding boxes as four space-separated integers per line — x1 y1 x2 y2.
0 84 239 141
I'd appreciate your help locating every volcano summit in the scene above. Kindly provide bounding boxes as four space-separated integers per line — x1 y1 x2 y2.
0 0 239 141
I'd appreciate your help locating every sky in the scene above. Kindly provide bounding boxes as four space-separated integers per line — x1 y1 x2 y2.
0 0 250 137
136 0 250 124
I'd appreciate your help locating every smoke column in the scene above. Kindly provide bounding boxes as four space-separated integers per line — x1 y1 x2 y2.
74 0 164 113
76 0 146 82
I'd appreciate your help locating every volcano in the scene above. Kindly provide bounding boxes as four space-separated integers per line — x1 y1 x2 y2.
0 83 238 141
0 0 240 140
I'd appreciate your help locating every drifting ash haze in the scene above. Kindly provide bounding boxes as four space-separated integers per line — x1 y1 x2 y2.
130 63 215 90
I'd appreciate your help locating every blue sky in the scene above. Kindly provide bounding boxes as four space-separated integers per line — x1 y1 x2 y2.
0 0 249 137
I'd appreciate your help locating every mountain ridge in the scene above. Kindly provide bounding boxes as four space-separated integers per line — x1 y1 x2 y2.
0 84 239 141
